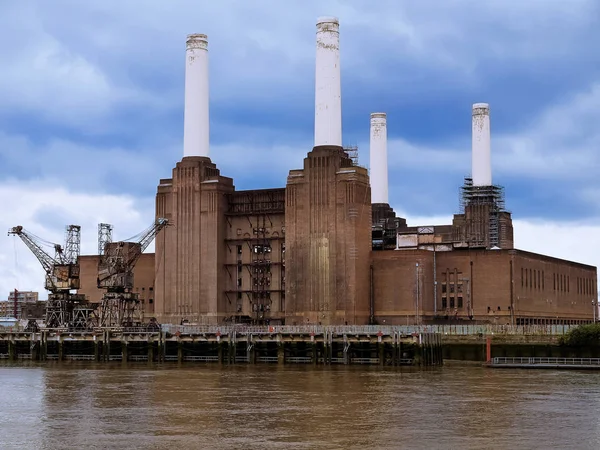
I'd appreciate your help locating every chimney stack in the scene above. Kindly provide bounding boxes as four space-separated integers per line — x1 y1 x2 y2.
314 17 342 147
370 113 388 204
183 34 210 158
472 103 492 186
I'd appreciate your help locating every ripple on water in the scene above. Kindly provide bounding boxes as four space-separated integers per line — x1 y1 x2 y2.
1 363 600 450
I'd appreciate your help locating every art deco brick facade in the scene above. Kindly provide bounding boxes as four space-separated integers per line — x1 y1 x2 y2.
285 146 372 325
372 249 597 325
154 156 234 324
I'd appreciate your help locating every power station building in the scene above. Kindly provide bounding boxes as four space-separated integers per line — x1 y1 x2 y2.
79 17 598 326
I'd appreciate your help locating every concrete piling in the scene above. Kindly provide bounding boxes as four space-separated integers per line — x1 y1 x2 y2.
0 327 445 367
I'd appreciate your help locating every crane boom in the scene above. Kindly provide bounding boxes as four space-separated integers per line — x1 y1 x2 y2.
7 225 79 291
97 218 168 291
8 224 90 330
8 226 58 275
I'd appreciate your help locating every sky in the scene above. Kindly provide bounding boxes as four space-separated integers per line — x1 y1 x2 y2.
1 0 600 300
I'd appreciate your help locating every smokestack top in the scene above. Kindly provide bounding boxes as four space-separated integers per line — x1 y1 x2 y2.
471 101 492 186
183 32 210 158
314 15 342 147
472 103 489 114
317 16 339 26
370 111 388 204
186 33 208 51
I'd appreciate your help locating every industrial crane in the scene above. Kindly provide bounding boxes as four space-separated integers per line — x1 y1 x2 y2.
8 225 93 330
96 218 168 329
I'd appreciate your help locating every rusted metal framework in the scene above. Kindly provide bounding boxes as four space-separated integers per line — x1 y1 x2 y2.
96 218 168 328
226 188 285 216
98 223 113 256
225 189 285 324
8 224 92 330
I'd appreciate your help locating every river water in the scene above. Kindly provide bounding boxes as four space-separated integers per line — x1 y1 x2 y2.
1 362 599 449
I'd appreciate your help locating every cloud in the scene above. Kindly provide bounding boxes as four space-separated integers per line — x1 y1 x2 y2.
0 181 153 300
1 0 600 300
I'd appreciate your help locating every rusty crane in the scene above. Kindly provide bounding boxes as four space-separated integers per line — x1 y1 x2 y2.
96 218 168 329
8 225 94 330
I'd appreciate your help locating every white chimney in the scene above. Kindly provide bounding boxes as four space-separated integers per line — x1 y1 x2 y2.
183 34 209 158
314 17 342 147
370 113 388 204
472 103 492 186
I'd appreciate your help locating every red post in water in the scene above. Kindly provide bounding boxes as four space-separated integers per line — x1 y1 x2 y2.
486 336 491 363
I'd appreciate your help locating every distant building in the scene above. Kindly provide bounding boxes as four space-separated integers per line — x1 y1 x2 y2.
0 291 39 319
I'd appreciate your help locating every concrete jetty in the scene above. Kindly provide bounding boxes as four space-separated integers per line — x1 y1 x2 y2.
0 325 443 366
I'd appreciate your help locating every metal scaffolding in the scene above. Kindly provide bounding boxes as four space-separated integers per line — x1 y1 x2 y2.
343 145 359 166
225 189 285 324
459 177 506 248
98 223 113 256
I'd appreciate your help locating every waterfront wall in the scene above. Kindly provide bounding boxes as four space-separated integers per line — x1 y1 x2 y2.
0 327 443 367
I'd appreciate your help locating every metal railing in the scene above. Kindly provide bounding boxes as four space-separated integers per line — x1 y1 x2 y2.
161 324 580 336
64 354 95 361
286 357 312 363
350 357 380 364
182 355 219 362
491 357 600 366
256 356 279 363
0 323 588 336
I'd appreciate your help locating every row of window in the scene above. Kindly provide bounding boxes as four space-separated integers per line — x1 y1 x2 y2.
521 268 545 290
441 298 463 309
577 276 596 296
236 244 278 255
521 268 597 296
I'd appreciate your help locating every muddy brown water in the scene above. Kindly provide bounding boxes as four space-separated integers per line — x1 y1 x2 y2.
1 362 599 449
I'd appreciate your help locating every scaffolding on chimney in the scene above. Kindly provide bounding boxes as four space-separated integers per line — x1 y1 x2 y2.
459 177 506 248
343 145 359 166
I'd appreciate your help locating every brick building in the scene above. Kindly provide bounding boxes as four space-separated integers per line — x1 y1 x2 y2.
0 291 39 319
73 17 598 326
372 249 596 325
78 253 156 314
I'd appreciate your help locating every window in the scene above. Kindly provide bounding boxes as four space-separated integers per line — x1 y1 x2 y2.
237 278 242 287
450 298 455 308
458 297 463 308
237 292 242 300
237 245 242 255
542 271 545 290
149 298 153 304
149 287 153 292
442 299 447 308
442 284 447 294
521 268 524 287
253 244 272 254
